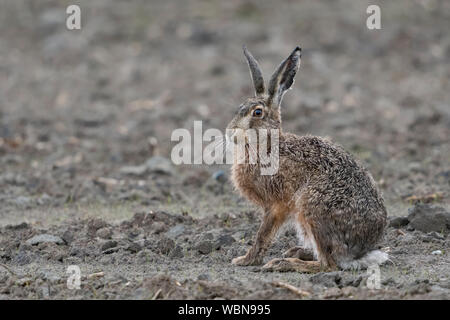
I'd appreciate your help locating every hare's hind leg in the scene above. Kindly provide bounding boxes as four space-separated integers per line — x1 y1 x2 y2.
282 217 317 261
262 258 322 273
282 246 315 260
232 203 290 266
262 208 326 273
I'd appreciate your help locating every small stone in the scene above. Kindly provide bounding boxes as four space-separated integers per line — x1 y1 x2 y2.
69 247 85 257
427 231 445 240
343 275 363 287
6 222 29 230
102 247 120 255
214 234 236 250
96 227 113 239
101 240 118 252
12 196 33 208
201 233 214 241
165 224 186 239
156 237 175 255
37 194 52 206
322 287 342 299
309 272 342 288
389 216 409 228
119 165 148 176
197 274 210 281
145 156 174 175
407 204 450 234
152 221 166 234
340 286 355 297
61 230 75 244
196 240 213 254
212 170 227 183
15 277 32 286
438 280 450 289
87 218 108 236
26 234 65 246
127 242 142 254
14 252 32 266
382 277 398 286
169 245 184 258
38 270 61 282
431 250 443 255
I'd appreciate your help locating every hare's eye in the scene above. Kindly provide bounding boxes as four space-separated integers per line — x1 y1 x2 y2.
253 108 263 117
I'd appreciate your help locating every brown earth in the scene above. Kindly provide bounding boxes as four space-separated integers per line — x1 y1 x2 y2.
0 0 449 299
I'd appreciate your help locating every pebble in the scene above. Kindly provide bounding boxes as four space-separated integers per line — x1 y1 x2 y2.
37 194 52 206
127 242 142 254
96 227 113 239
12 196 33 208
169 245 184 258
119 165 147 176
214 234 236 250
145 156 173 175
309 272 342 288
389 216 409 228
197 274 210 281
156 237 175 255
26 234 65 246
165 224 186 239
6 222 29 230
152 221 166 234
101 240 118 252
427 231 445 240
87 218 108 236
212 170 227 183
431 250 443 255
196 240 213 254
321 287 342 299
15 278 32 287
407 204 450 234
61 230 75 244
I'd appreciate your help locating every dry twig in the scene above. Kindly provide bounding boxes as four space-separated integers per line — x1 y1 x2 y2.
272 281 311 297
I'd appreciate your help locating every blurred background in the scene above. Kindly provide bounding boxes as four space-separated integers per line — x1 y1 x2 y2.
0 0 449 224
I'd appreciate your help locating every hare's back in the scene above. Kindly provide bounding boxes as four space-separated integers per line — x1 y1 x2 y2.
280 134 386 215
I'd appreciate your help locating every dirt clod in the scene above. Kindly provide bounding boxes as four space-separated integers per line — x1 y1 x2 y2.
407 204 450 234
0 0 449 300
26 234 64 246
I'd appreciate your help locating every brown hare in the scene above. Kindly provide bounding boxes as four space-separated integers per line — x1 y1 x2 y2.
226 46 388 272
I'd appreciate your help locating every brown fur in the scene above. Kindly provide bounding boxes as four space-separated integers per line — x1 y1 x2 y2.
228 47 387 271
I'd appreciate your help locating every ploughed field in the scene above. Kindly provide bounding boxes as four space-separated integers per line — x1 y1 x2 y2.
0 0 449 299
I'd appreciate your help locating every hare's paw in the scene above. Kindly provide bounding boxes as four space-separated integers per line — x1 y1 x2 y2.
262 258 321 273
231 255 262 266
262 258 293 272
282 246 315 261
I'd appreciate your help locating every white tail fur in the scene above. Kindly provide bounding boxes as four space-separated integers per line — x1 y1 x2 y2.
338 250 389 270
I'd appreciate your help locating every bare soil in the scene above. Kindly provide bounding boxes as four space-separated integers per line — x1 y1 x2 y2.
0 0 449 299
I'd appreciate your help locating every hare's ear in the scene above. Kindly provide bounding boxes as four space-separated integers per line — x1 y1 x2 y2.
243 45 265 96
268 46 301 107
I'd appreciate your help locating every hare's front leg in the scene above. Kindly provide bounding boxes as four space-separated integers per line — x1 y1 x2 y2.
232 205 288 266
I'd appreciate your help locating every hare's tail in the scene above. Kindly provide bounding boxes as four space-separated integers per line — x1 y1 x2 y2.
338 250 390 271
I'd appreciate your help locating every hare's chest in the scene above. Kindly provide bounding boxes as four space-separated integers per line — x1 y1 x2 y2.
231 164 281 206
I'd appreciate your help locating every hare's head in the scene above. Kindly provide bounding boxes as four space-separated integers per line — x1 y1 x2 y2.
226 46 301 137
